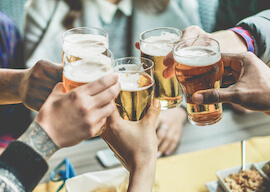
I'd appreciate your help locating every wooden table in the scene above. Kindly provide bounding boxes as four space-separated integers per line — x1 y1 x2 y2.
36 110 270 191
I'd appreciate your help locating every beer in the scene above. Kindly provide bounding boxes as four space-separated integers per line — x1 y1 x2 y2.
62 27 108 65
63 47 113 92
140 29 182 110
113 57 154 121
174 45 224 126
115 67 154 121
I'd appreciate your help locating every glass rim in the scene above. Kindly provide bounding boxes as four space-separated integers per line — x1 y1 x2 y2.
173 37 220 58
139 27 182 44
62 27 108 43
113 57 154 72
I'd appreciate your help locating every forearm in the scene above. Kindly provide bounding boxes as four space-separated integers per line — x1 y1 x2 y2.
212 30 248 53
0 69 24 104
0 121 59 192
128 160 156 192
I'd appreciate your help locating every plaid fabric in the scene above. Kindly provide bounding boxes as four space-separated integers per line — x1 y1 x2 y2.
230 26 255 53
0 11 22 68
0 135 14 148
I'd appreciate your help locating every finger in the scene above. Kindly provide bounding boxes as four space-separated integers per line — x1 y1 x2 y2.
81 74 119 96
92 82 120 107
163 65 175 79
51 82 64 94
92 101 117 122
90 119 106 137
165 137 179 156
192 88 235 104
156 125 168 146
135 41 140 50
163 51 174 67
141 99 161 126
158 135 171 155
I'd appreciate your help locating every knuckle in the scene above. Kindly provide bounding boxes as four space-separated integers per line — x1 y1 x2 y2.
68 91 78 101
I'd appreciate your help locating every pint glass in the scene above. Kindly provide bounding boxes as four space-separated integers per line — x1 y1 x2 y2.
140 27 182 110
62 27 109 65
114 57 154 121
63 46 113 92
173 37 224 126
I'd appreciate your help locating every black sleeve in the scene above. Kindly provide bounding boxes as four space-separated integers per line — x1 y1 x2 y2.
0 141 48 192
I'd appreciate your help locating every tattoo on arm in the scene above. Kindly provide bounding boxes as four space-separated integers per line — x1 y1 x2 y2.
18 121 59 160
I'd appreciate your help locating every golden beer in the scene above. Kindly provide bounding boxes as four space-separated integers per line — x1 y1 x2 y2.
114 58 154 121
115 72 154 121
174 41 224 126
140 28 182 110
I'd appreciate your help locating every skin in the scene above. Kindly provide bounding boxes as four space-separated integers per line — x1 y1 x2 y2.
102 99 161 192
0 60 62 111
35 75 121 148
192 52 270 115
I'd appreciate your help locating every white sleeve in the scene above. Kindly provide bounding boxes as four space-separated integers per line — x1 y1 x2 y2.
23 0 57 66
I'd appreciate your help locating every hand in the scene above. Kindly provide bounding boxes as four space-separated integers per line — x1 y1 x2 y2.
192 52 270 115
35 74 121 148
19 60 63 111
101 99 161 192
156 107 186 156
163 26 212 79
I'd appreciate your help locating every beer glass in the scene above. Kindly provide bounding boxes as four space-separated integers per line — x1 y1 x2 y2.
62 27 109 65
140 27 182 110
173 37 224 126
114 57 154 121
63 45 113 92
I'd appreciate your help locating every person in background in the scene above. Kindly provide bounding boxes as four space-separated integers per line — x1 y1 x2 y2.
23 0 202 156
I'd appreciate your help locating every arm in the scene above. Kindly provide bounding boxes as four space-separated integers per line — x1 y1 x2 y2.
236 10 270 65
0 74 120 191
102 100 161 191
0 60 62 111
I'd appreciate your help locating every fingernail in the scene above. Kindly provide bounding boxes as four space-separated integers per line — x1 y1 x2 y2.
193 93 203 104
157 151 162 158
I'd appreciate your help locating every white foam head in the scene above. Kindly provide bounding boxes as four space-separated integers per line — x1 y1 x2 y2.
174 46 221 66
64 53 112 83
115 65 153 91
140 32 180 57
63 34 108 54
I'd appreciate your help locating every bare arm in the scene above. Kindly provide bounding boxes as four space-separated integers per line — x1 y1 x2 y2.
0 69 24 105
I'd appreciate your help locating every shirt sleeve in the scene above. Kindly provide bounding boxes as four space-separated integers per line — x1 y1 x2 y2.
235 10 270 65
0 141 48 192
229 26 254 53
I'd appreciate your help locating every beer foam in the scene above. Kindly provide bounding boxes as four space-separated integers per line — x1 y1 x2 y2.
64 55 112 83
140 32 180 57
115 65 153 91
174 46 221 66
63 34 108 56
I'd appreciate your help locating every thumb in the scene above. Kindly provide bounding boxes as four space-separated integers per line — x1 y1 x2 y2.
52 82 64 93
135 41 140 50
192 88 235 104
141 99 161 126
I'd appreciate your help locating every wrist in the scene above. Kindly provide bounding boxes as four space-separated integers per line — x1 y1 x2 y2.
18 121 59 160
128 159 156 192
212 30 248 53
0 69 24 104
